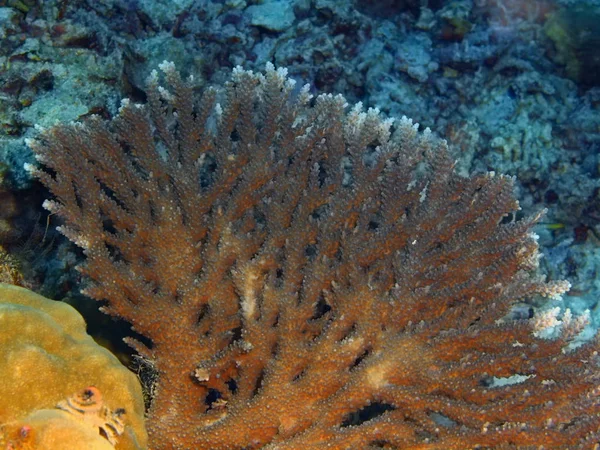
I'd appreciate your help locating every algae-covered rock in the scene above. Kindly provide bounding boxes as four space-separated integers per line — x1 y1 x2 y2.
544 5 600 86
0 283 147 450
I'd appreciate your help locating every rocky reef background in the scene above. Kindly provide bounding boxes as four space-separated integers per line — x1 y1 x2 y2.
1 0 599 344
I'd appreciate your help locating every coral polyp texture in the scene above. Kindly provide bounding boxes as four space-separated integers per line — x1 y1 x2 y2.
0 283 147 450
28 63 599 449
2 386 124 450
55 386 127 447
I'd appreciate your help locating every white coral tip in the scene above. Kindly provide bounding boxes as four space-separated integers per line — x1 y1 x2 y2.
158 60 176 73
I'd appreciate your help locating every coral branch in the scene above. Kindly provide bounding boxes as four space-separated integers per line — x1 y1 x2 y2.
28 62 600 449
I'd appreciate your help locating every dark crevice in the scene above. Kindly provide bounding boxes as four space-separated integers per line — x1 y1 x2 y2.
341 402 396 427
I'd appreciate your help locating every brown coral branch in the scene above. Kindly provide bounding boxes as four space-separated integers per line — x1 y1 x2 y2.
28 62 599 449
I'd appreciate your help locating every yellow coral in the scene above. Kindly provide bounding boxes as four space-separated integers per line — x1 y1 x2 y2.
0 283 147 450
1 410 115 450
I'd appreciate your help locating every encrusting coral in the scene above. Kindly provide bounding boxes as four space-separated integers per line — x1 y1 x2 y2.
2 406 116 450
0 283 147 450
55 386 127 447
27 63 600 448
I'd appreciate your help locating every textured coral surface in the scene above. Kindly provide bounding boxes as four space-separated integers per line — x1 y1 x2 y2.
0 283 147 450
1 410 115 450
28 64 600 449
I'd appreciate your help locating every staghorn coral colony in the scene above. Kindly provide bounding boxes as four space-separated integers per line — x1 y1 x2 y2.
25 62 600 449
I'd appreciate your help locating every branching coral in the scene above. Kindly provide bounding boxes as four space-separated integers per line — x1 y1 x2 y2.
27 62 599 449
